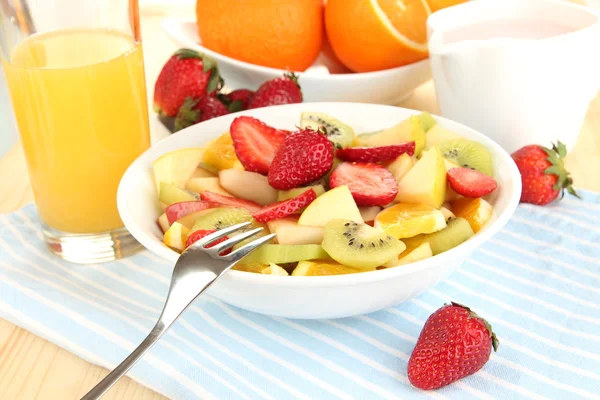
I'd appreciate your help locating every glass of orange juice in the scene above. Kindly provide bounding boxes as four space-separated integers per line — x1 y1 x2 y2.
1 0 150 263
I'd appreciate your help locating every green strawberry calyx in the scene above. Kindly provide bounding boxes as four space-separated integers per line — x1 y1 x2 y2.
541 141 580 200
174 97 201 132
450 301 499 352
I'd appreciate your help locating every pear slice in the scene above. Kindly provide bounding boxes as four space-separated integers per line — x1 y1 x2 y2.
152 148 204 190
298 185 363 227
267 217 324 245
396 146 447 208
186 177 232 196
219 169 278 205
386 153 414 184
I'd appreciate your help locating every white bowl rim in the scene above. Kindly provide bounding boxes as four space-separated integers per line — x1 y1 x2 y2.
118 102 522 288
161 18 431 81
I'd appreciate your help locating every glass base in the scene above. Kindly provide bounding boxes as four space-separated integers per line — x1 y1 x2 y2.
42 224 143 264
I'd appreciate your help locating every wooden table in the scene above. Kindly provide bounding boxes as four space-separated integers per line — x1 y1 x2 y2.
1 10 600 400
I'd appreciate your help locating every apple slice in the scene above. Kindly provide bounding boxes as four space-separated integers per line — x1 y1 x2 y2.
359 206 382 224
176 209 223 229
186 177 232 196
397 243 433 266
157 213 170 233
152 148 204 190
199 191 262 213
159 182 199 206
165 201 220 224
219 169 278 205
267 216 324 245
355 116 426 157
386 153 414 184
190 167 216 178
163 222 190 252
278 184 326 201
396 146 447 208
298 185 363 227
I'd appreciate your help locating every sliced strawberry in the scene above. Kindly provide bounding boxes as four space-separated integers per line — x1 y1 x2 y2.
199 191 262 213
185 229 231 254
336 142 415 163
165 201 220 225
230 116 290 174
253 189 317 223
447 167 497 198
329 162 398 206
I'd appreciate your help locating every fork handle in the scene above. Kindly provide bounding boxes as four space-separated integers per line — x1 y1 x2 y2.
81 321 167 400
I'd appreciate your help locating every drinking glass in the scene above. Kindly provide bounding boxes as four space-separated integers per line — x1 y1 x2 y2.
0 0 151 263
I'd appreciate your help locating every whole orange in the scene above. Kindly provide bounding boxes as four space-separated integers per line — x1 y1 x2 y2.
196 0 324 72
426 0 469 12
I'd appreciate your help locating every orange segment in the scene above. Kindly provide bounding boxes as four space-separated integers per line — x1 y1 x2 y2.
374 203 446 239
451 197 493 233
292 260 373 276
200 132 243 172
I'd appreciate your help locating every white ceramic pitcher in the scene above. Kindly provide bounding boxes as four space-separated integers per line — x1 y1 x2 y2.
428 0 600 153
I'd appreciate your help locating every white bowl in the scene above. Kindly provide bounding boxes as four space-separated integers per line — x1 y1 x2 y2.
118 103 521 319
161 19 432 105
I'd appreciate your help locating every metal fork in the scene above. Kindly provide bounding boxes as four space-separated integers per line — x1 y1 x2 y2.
82 222 275 400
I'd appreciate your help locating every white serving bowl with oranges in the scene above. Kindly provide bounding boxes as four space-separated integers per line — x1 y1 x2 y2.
117 103 521 319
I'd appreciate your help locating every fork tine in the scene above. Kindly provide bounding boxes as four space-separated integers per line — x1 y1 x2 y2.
211 227 264 255
224 233 276 262
193 222 252 248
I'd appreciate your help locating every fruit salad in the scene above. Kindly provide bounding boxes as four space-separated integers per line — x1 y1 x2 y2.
153 112 498 276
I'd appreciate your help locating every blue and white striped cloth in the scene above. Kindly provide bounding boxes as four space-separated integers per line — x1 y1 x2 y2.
1 192 599 400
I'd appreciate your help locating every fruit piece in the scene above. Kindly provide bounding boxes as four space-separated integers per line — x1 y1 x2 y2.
336 143 415 163
330 162 398 207
230 116 290 174
219 169 278 205
439 206 456 221
396 147 447 208
165 200 219 225
424 125 463 150
242 244 329 264
157 213 170 233
247 73 303 109
451 197 493 233
359 206 382 224
403 217 474 256
153 49 221 117
292 260 372 276
253 189 317 223
408 302 498 390
278 184 325 201
191 167 216 178
199 191 262 213
261 263 289 276
356 116 426 157
300 112 355 149
375 203 446 239
233 263 268 273
163 222 190 252
185 229 231 255
218 89 254 112
196 0 323 71
298 185 363 227
447 167 498 198
186 177 232 196
267 216 324 245
200 132 243 172
438 139 494 177
176 209 219 229
322 219 405 269
152 148 204 190
159 182 198 206
174 96 229 132
190 208 261 234
427 0 469 13
386 153 414 184
397 243 433 266
419 112 437 132
325 0 428 72
268 128 334 190
511 141 579 205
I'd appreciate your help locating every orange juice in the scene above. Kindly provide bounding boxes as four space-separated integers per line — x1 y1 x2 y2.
2 29 150 233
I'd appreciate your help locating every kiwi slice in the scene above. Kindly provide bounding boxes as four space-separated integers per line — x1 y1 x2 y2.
159 182 198 205
190 207 258 232
403 217 474 256
278 184 326 201
241 244 330 264
322 219 405 270
437 139 494 176
300 112 355 148
418 112 437 132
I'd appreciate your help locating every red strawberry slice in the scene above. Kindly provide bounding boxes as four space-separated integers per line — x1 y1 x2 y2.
447 167 498 198
253 189 317 223
185 229 231 254
165 200 221 224
268 128 334 190
336 142 415 163
230 116 290 174
329 162 398 206
199 191 262 213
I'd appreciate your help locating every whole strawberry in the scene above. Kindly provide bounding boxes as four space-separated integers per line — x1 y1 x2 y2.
218 89 255 112
174 96 229 132
154 49 222 117
408 302 499 390
247 73 303 109
268 128 334 190
511 141 579 205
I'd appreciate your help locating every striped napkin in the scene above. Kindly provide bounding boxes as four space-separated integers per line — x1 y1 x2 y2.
1 191 599 400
